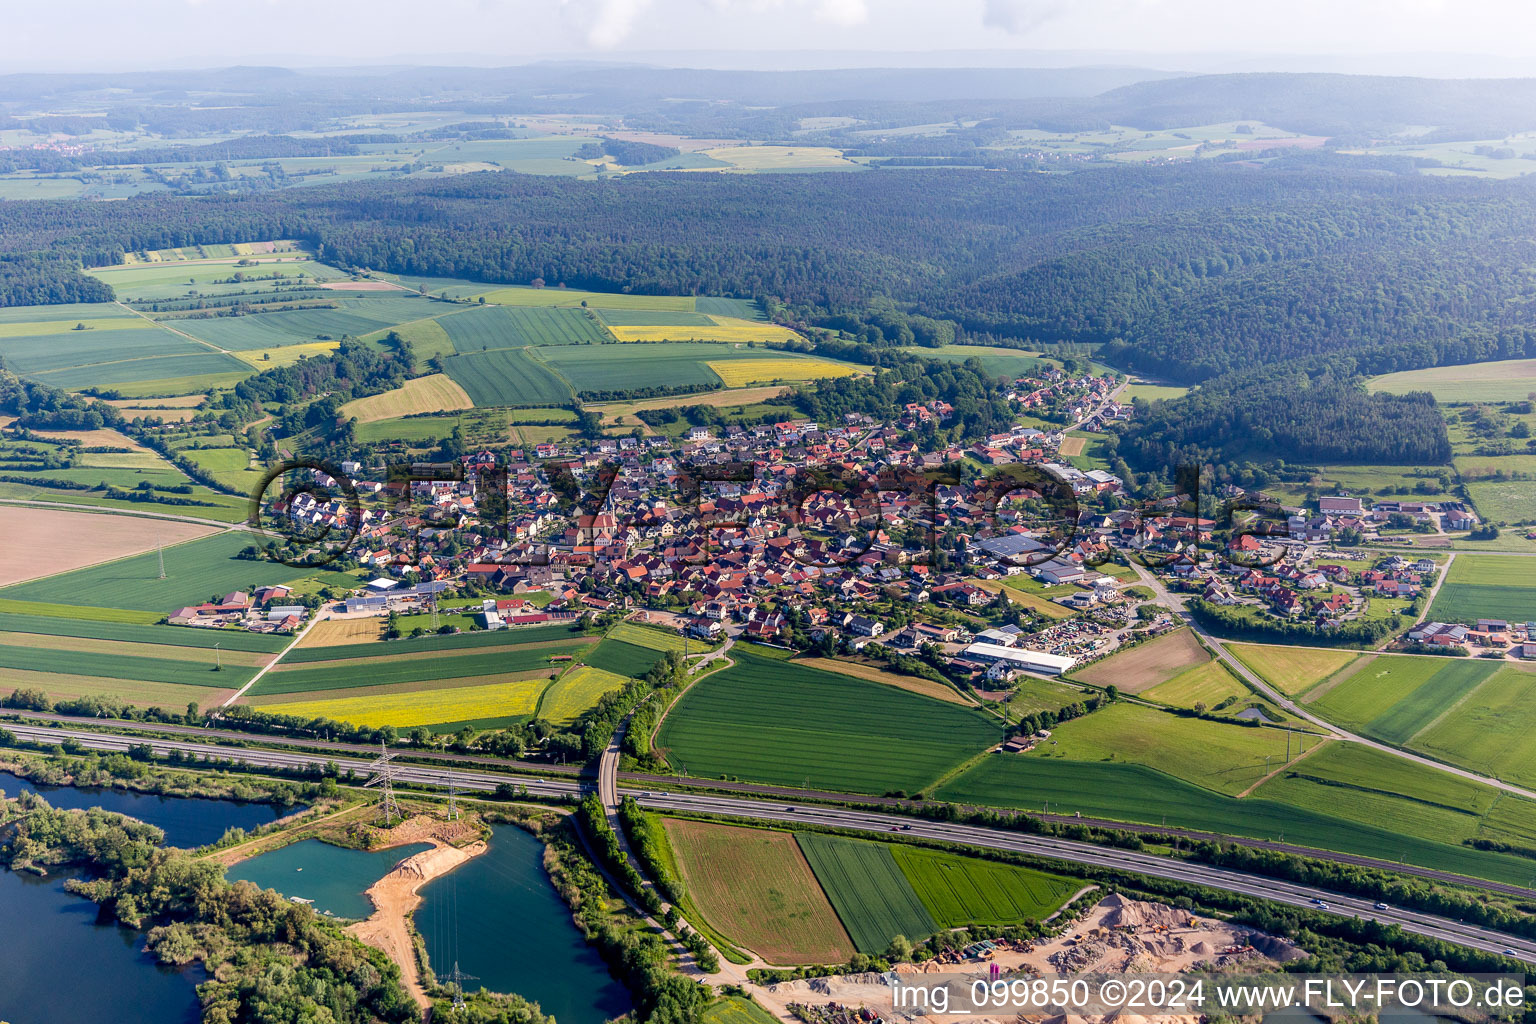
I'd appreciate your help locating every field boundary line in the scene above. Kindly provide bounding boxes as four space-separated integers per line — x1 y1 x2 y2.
1235 737 1331 798
1415 551 1457 624
1299 654 1376 704
1402 663 1502 746
113 300 233 357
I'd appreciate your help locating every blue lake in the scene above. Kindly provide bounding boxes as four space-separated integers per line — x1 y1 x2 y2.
225 838 434 919
0 770 287 1024
417 824 632 1024
0 769 287 848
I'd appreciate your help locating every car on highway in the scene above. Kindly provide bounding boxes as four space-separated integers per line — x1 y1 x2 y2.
1374 902 1388 910
1503 949 1518 956
1313 899 1329 910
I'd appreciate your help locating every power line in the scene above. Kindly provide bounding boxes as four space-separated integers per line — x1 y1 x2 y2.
361 740 403 825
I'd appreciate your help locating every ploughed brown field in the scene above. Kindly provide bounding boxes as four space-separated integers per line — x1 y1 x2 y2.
0 505 217 587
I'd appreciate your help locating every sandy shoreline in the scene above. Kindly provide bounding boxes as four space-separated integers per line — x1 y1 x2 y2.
348 820 488 1016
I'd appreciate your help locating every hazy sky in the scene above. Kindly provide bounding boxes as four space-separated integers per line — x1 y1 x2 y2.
5 0 1536 72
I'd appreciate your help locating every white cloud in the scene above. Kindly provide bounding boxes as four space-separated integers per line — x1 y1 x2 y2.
815 0 870 26
980 0 1073 33
561 0 656 48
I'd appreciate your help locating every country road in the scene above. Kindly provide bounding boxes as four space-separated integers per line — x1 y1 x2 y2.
4 719 1534 963
1128 561 1536 802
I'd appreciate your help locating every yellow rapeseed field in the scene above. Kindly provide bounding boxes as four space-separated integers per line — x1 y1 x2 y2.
262 677 547 728
609 317 803 345
708 358 859 388
236 340 340 368
538 666 630 725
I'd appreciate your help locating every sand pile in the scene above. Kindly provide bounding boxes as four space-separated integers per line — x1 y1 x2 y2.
1099 893 1188 930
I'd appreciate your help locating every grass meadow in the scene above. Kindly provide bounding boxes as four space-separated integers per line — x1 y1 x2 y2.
1429 554 1536 622
1141 660 1248 709
1228 644 1361 695
1414 663 1536 787
538 666 630 725
1368 359 1536 402
1306 655 1495 744
1027 702 1292 796
935 753 1536 885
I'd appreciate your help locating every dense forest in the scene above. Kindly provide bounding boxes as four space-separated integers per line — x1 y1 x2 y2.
2 159 1528 468
7 163 1536 389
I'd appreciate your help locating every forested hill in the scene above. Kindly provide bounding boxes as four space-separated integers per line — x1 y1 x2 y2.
6 163 1536 387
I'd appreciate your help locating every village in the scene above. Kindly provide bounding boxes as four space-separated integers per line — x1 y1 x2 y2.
160 363 1530 684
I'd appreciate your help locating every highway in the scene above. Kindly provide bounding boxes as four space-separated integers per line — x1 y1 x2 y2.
11 707 1536 900
7 720 1533 964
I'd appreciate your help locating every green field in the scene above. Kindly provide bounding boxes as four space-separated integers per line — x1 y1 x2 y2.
890 846 1081 928
593 309 714 327
655 650 1001 794
0 302 137 324
250 644 576 696
1364 660 1497 744
281 623 582 662
475 285 697 310
896 345 1053 380
1228 644 1361 695
1368 359 1536 402
704 998 779 1024
606 622 693 653
795 833 938 952
535 342 822 395
538 665 630 725
935 754 1536 885
1308 655 1485 743
89 259 348 302
583 638 665 677
0 533 338 612
1253 741 1536 849
1415 664 1536 787
1429 555 1536 622
1122 382 1190 402
1028 702 1291 795
0 643 253 688
1141 660 1248 709
0 610 286 652
694 298 763 320
1465 480 1536 524
0 323 250 390
441 348 574 406
441 305 610 352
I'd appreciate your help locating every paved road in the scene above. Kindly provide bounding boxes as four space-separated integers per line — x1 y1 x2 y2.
1414 552 1457 627
0 497 250 532
9 707 1536 901
1128 561 1536 802
6 720 1533 963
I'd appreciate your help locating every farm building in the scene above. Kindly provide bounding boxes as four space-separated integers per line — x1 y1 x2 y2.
962 642 1077 675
